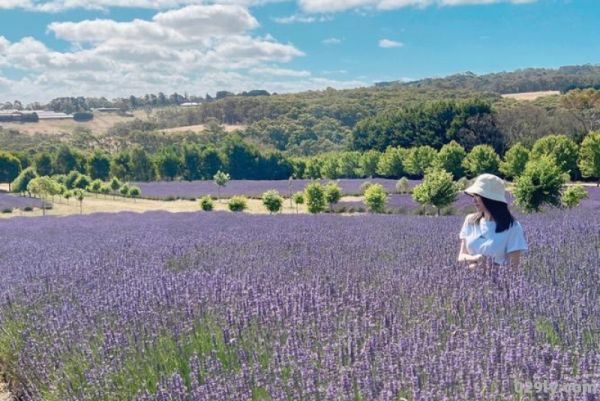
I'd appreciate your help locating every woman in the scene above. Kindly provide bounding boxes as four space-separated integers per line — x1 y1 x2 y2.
457 174 528 269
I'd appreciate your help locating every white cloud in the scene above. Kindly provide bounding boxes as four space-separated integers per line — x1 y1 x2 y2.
272 14 332 24
378 38 403 48
299 0 536 13
250 66 311 77
322 37 341 45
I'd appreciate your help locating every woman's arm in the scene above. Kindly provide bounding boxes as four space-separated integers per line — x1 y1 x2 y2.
506 250 522 269
458 239 483 267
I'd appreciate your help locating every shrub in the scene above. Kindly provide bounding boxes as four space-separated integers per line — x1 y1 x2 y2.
2 208 12 214
578 131 600 186
199 196 214 211
88 179 103 193
262 190 284 214
228 196 247 212
513 156 566 213
120 184 130 197
128 186 141 199
73 112 94 122
561 185 588 208
10 167 38 193
364 183 387 213
395 177 410 194
74 174 92 190
100 184 111 196
324 182 342 210
110 177 122 192
304 182 326 214
65 171 81 189
360 181 373 195
412 168 458 216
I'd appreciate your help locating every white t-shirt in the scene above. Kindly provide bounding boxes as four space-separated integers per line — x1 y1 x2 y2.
459 214 528 265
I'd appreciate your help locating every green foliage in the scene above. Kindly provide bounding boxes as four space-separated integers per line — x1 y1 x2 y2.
199 196 214 211
156 148 182 180
395 177 410 194
88 151 111 181
128 186 141 198
324 182 342 209
321 155 340 179
359 149 381 178
213 170 231 187
10 167 38 193
360 181 373 195
0 151 22 188
292 191 304 204
304 182 326 214
120 184 130 196
499 143 530 179
364 183 388 213
336 151 361 178
27 176 62 198
434 140 466 179
261 190 284 214
34 152 53 176
88 179 103 193
376 147 405 178
99 184 111 195
456 176 470 191
404 145 437 178
228 195 247 212
462 144 500 177
513 156 566 212
530 134 579 179
74 174 92 190
73 111 94 122
412 168 458 215
110 177 122 192
578 131 600 184
561 184 588 208
130 146 156 182
54 145 83 175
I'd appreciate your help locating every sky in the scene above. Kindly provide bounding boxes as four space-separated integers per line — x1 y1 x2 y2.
0 0 599 103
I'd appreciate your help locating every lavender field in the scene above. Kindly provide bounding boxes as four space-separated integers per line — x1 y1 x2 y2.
135 178 419 199
0 210 599 401
0 192 45 211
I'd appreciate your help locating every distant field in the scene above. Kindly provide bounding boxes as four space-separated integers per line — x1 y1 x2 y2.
0 110 149 135
501 90 560 100
158 124 244 133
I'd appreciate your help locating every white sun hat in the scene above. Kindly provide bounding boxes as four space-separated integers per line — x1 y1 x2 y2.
464 173 507 203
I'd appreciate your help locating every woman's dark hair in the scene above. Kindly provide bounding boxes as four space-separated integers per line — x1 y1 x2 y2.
468 196 515 233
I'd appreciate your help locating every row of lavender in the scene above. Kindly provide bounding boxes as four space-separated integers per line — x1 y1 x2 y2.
135 178 418 199
1 210 599 401
0 192 45 211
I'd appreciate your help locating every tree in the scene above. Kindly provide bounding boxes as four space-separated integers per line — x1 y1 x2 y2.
110 151 132 180
561 185 588 208
364 183 387 213
578 131 600 185
434 140 466 179
321 155 340 179
27 176 61 215
292 191 304 214
74 174 92 190
199 196 214 211
304 182 326 214
213 170 230 201
530 134 579 179
412 168 458 216
513 156 566 213
182 144 202 181
156 149 181 180
560 88 600 133
499 143 530 179
65 171 82 189
262 190 284 214
53 145 80 175
11 167 37 193
199 147 223 180
0 151 22 191
359 150 381 178
110 177 122 198
404 145 437 178
128 186 141 201
228 196 247 212
462 144 500 177
336 151 361 178
73 189 85 214
88 151 111 181
120 184 130 197
130 146 156 182
376 147 405 178
324 182 342 211
34 152 53 177
88 179 103 195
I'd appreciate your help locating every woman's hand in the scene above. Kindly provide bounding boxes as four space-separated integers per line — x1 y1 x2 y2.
464 254 484 269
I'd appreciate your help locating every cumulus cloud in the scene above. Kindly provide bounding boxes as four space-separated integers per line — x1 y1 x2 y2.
299 0 536 13
378 38 403 48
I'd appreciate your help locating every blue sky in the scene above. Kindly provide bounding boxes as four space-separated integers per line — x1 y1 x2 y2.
0 0 599 103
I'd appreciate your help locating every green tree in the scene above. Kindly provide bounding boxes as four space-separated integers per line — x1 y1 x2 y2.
412 168 458 216
359 150 381 178
54 145 82 175
213 170 230 201
182 144 202 181
27 176 61 216
130 146 156 182
499 143 530 179
364 183 387 213
228 195 247 212
120 184 130 197
376 147 405 178
292 191 304 214
199 147 224 180
513 156 566 212
199 196 214 211
262 190 284 214
561 185 588 208
304 182 326 214
0 151 22 191
110 151 132 180
336 151 361 178
434 140 466 179
462 144 500 177
73 188 85 214
578 131 600 186
321 155 340 179
74 174 92 190
110 177 122 197
156 149 181 180
88 179 103 194
530 134 579 179
324 182 342 211
128 186 141 201
88 151 111 181
404 145 437 178
10 167 37 193
34 152 53 176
